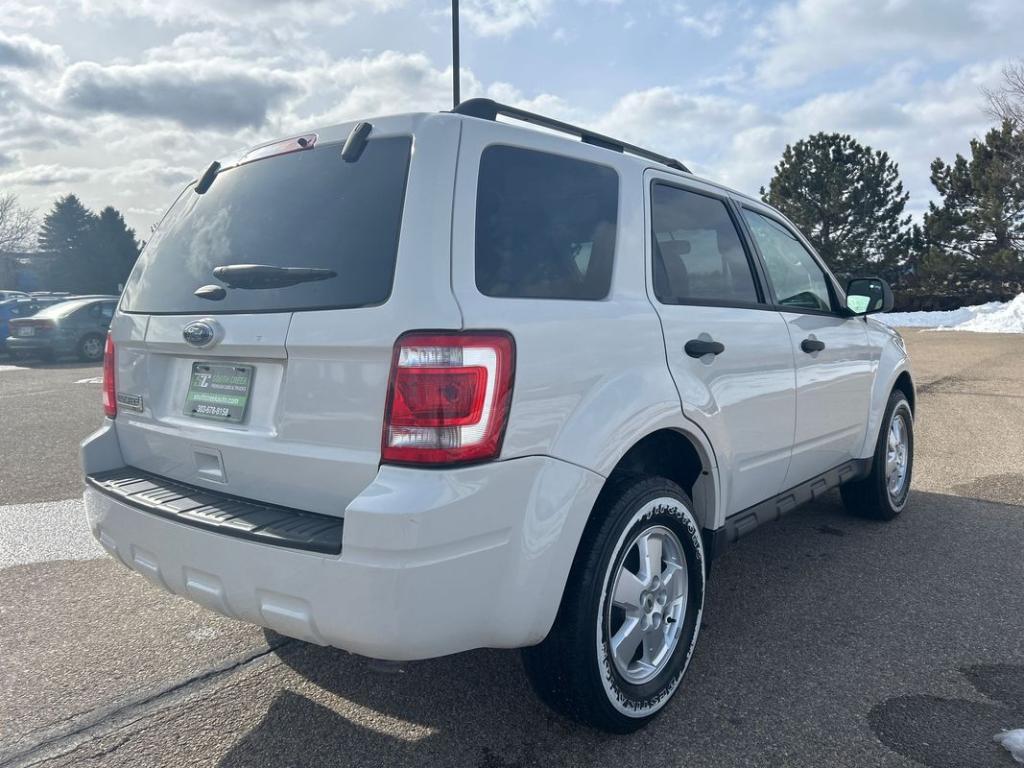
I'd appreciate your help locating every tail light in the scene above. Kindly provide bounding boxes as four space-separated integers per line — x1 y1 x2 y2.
102 333 116 419
381 331 515 465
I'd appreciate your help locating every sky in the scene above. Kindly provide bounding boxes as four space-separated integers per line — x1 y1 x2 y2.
0 0 1021 238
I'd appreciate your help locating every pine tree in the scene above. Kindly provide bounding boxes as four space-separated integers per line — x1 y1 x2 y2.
762 133 912 286
923 121 1024 297
38 194 98 292
90 206 140 293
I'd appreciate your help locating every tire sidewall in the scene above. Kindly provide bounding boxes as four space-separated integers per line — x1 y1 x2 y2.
592 485 705 721
880 394 914 514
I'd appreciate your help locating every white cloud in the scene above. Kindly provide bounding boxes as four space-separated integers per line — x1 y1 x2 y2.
0 163 94 186
75 0 404 27
461 0 552 37
752 0 1024 87
0 1 57 29
715 62 1005 215
674 4 729 38
59 60 303 129
0 32 64 70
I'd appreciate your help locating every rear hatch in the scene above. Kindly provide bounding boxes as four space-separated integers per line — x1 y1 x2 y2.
112 115 463 516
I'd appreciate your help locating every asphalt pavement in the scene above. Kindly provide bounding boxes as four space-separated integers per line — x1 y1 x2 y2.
1 331 1022 768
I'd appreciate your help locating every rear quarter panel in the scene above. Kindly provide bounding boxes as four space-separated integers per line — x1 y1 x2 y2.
449 120 720 523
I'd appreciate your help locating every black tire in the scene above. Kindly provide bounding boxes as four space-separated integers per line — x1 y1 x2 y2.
78 334 105 363
841 390 914 520
522 475 706 733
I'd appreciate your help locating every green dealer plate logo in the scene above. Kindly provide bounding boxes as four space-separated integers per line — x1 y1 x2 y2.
185 362 254 423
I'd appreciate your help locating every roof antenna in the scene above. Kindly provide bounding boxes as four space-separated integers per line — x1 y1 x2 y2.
452 0 460 108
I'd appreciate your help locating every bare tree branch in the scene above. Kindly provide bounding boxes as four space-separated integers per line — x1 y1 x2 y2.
983 60 1024 129
0 192 37 252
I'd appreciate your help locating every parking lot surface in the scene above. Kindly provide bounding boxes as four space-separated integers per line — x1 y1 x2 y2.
1 331 1022 768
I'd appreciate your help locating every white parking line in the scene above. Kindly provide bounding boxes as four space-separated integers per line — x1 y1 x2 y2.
0 364 29 373
0 499 104 568
76 376 104 384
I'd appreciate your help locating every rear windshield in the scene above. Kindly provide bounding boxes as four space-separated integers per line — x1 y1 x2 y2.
33 299 96 318
121 136 412 315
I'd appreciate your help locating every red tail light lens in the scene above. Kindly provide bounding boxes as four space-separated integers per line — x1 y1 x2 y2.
102 333 116 419
382 332 515 465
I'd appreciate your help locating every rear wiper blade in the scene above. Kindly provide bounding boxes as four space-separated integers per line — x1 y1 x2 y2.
211 264 337 289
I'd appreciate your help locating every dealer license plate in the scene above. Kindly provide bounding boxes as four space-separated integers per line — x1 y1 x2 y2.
184 362 253 423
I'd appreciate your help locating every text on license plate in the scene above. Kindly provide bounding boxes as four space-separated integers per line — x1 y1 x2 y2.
184 362 253 423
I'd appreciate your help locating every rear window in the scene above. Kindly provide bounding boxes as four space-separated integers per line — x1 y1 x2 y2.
34 299 95 318
121 137 412 315
475 145 618 300
651 184 760 306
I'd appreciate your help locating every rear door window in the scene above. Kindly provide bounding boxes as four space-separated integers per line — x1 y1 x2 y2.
475 145 618 300
121 137 412 315
651 184 761 306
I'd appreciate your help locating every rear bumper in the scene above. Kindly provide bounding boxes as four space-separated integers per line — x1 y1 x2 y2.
5 336 70 354
5 336 56 351
83 429 604 660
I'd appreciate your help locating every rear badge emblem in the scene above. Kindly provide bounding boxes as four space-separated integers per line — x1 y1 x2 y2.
183 321 216 348
116 392 143 412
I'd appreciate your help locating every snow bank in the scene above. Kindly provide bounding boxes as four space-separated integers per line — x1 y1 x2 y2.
995 729 1024 764
878 294 1024 333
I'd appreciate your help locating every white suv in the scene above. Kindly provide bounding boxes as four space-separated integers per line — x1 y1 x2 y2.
81 99 915 732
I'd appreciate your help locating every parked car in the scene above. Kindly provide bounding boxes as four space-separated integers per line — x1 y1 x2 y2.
0 295 73 352
0 289 28 302
7 296 118 361
81 101 914 733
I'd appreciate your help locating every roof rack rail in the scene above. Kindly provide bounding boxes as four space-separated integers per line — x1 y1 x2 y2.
451 98 690 173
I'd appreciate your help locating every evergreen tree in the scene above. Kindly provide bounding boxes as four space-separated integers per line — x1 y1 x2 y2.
922 121 1024 297
90 206 140 293
762 133 912 286
38 195 140 294
38 194 98 292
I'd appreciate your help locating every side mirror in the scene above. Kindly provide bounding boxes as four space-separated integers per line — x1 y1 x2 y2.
845 277 893 315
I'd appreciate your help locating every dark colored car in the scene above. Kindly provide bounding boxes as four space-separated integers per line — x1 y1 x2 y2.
0 295 74 352
6 296 118 362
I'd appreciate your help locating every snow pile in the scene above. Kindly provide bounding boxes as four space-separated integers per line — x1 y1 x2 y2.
879 293 1024 333
995 729 1024 764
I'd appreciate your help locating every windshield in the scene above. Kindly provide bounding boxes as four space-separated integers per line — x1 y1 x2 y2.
121 136 412 315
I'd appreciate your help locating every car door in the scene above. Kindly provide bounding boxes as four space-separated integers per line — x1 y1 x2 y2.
646 173 797 516
738 205 875 487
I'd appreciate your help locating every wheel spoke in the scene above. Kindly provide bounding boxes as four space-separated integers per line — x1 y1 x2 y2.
660 561 681 589
642 627 666 666
613 569 646 611
638 533 662 582
611 616 644 669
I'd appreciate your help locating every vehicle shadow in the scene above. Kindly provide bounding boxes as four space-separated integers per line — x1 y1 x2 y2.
217 489 1024 768
0 353 100 370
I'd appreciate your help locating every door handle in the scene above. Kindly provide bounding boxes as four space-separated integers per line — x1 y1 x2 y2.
801 338 826 353
684 338 725 358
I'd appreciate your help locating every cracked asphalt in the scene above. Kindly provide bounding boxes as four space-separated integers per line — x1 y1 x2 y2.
1 331 1022 768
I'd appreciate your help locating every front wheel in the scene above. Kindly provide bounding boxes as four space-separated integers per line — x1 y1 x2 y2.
522 476 706 733
841 390 914 520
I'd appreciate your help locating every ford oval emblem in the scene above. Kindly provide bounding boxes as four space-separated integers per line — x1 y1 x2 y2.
183 321 216 348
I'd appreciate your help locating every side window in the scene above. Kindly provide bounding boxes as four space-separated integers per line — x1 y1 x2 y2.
742 210 834 313
475 145 618 300
651 184 760 305
100 302 115 320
